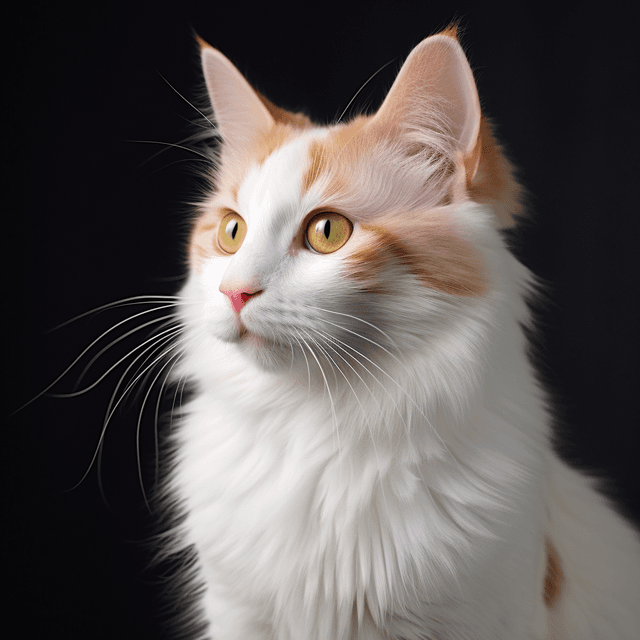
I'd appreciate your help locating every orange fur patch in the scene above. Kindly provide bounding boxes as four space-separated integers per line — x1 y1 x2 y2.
346 221 487 297
300 117 371 198
301 139 325 195
468 117 522 227
256 90 313 128
253 124 300 165
251 92 315 166
543 537 564 608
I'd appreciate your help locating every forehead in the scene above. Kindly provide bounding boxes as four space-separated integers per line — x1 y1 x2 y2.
237 128 329 230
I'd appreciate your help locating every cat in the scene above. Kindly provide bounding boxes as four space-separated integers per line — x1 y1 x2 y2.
159 27 640 640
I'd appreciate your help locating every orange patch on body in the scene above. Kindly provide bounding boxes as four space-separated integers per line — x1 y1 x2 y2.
346 220 487 297
468 117 522 227
543 537 564 608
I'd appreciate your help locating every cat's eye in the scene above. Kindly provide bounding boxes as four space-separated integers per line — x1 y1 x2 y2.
217 211 247 254
305 212 353 254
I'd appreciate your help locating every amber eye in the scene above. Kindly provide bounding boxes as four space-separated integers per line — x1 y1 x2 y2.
217 211 247 254
305 212 353 254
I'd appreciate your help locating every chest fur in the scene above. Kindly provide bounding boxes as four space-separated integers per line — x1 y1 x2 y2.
175 387 546 635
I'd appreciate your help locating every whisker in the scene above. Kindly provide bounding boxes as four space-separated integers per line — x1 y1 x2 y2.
136 347 188 512
13 302 192 413
290 332 312 397
313 328 410 435
306 305 402 355
334 58 396 124
153 351 187 484
126 139 212 162
310 311 418 384
296 328 341 466
47 318 183 398
311 328 384 415
45 295 187 333
64 328 192 493
108 327 187 414
142 157 211 180
157 71 217 132
169 363 191 431
74 317 180 394
313 327 392 524
321 328 458 465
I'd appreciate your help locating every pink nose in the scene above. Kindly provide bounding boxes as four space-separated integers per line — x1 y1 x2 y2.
220 286 262 314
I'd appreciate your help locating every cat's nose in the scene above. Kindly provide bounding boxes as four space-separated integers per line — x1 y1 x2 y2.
219 283 263 314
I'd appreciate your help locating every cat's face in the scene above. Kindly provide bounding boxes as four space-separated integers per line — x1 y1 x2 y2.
181 32 519 382
188 126 481 374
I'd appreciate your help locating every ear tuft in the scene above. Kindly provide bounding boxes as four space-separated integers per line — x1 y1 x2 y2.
437 23 460 40
195 33 213 51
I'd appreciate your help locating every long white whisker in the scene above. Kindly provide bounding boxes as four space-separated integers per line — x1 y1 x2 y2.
142 157 210 179
14 302 188 413
65 328 191 493
321 328 457 464
314 327 410 434
311 330 392 514
175 371 191 427
297 328 341 465
126 139 211 161
111 328 187 412
152 349 188 484
157 71 217 131
136 347 188 512
307 305 402 355
73 317 181 395
45 295 187 332
311 328 384 415
290 332 312 397
335 58 396 124
170 364 190 431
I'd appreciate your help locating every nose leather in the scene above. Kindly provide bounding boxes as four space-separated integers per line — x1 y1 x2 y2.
225 290 255 313
219 283 262 314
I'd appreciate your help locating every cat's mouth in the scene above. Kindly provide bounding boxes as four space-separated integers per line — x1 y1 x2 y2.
237 322 249 340
233 317 270 349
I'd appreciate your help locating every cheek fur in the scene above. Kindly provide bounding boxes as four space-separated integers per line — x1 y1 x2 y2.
344 218 487 298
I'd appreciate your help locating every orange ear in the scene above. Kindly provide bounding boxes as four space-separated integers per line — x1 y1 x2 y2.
365 32 482 181
197 36 275 152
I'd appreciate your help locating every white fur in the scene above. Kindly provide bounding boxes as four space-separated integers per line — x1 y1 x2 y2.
166 42 640 640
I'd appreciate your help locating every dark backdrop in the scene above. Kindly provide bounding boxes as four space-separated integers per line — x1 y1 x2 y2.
8 1 639 638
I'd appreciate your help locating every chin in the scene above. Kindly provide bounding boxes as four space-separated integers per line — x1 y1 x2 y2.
237 331 293 372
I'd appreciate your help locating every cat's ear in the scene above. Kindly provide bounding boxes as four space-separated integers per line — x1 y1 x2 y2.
368 29 481 183
198 36 275 150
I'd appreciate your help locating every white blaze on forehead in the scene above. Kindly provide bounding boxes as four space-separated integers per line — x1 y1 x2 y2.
237 129 329 235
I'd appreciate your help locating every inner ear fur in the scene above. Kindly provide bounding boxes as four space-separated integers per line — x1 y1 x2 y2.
364 31 482 183
198 36 275 151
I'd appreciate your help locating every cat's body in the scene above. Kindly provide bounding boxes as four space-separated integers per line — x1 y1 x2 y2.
165 30 640 639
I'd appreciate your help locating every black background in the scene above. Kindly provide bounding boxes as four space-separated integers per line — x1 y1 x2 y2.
8 1 639 638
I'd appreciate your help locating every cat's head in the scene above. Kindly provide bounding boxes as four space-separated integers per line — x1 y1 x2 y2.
182 29 523 391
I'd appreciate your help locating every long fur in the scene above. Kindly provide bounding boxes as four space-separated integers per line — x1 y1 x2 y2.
161 32 640 639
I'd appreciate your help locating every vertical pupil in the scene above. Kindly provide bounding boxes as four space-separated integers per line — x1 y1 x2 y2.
226 220 238 240
323 220 331 239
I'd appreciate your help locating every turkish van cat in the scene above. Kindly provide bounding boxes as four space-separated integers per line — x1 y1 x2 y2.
165 28 640 640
